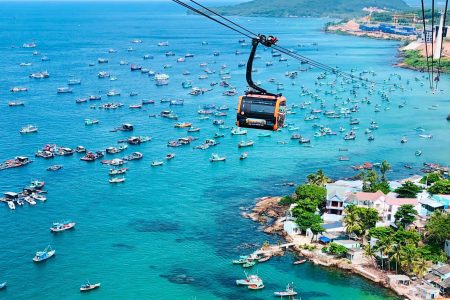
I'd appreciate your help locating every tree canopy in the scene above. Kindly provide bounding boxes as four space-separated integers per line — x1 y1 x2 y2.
394 181 421 198
394 204 417 229
428 179 450 195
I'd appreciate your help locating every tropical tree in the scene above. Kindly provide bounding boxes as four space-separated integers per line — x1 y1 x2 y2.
294 210 323 233
367 170 379 189
328 242 348 257
394 181 422 198
400 244 417 274
376 235 393 271
310 222 325 242
380 160 391 182
420 172 443 186
343 205 363 237
389 243 403 274
394 204 418 229
295 184 326 213
306 170 331 187
425 211 450 248
364 244 377 267
428 179 450 195
413 254 430 278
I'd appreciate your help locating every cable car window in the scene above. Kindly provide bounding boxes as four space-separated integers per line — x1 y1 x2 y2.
241 97 276 115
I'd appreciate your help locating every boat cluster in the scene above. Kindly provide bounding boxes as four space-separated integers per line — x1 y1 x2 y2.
0 180 47 210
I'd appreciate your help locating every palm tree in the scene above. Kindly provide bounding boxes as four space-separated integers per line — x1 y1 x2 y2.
400 244 417 275
389 243 402 274
413 254 430 279
307 170 331 186
380 160 391 182
364 244 377 267
376 236 393 271
343 205 363 237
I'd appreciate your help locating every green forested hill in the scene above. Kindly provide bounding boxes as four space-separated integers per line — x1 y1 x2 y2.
212 0 410 18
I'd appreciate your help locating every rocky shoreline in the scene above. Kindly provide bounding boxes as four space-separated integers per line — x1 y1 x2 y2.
242 196 418 300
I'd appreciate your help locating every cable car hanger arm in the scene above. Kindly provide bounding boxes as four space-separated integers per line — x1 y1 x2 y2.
246 35 279 96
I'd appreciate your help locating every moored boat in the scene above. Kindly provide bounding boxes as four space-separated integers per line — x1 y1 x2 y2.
80 281 101 292
109 177 125 184
20 125 38 134
33 246 55 262
50 221 76 232
274 283 297 297
210 154 226 162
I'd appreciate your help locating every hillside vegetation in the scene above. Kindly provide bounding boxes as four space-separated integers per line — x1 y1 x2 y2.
213 0 410 18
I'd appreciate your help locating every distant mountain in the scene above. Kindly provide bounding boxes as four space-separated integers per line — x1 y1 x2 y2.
212 0 410 18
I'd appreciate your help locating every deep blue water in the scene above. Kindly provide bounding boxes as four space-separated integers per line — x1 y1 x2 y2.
0 2 448 299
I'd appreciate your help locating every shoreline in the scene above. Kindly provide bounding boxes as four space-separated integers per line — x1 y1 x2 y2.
325 21 450 74
242 196 417 300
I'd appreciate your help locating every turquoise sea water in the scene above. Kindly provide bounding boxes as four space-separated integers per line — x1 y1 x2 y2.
0 2 449 299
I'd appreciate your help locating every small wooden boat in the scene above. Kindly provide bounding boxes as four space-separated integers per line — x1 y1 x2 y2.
238 140 254 148
80 281 100 292
240 152 248 160
293 259 307 265
50 221 76 232
0 281 6 290
210 154 226 162
109 168 128 175
47 165 63 171
109 177 125 184
243 260 256 268
415 150 422 156
166 153 175 160
151 161 164 167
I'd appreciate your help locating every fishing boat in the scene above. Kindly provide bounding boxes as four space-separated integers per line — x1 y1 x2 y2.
46 165 63 171
11 87 28 92
50 221 76 232
33 246 55 262
415 150 422 156
236 272 264 290
85 119 99 126
109 177 125 184
214 133 225 138
299 138 311 144
419 134 433 139
151 161 164 167
0 282 6 290
30 71 49 79
240 152 248 160
188 127 200 133
57 87 72 94
274 283 297 297
368 135 375 141
109 168 128 175
98 71 110 78
20 125 38 134
231 128 247 135
166 153 175 160
107 90 120 97
182 80 192 88
174 122 192 128
80 281 101 292
24 196 36 206
238 140 254 148
142 99 155 105
7 201 15 210
401 137 408 144
89 95 102 101
75 146 86 153
68 79 81 85
210 154 226 162
293 259 307 265
243 260 257 268
31 193 46 202
8 101 25 106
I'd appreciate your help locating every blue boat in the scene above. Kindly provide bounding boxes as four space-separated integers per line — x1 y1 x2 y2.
33 246 55 262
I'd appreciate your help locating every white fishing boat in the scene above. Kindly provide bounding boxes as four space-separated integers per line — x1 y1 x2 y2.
274 283 298 297
210 154 226 162
19 125 38 134
109 177 125 184
231 127 247 135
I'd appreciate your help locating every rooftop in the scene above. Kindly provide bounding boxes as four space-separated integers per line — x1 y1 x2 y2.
386 197 419 206
348 191 386 202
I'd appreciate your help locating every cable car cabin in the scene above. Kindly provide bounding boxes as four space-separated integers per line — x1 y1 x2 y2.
236 93 286 131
